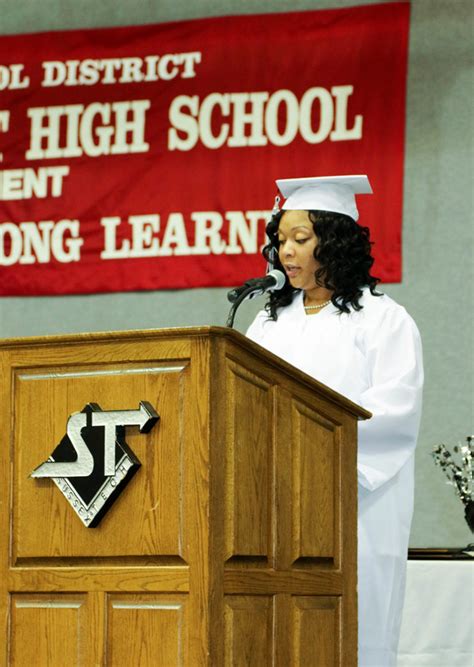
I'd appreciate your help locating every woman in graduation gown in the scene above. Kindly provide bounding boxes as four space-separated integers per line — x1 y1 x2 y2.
246 176 424 667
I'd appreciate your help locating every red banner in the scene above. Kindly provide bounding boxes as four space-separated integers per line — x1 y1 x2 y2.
0 2 409 295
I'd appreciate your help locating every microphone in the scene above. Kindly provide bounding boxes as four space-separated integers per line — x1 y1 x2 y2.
227 269 286 303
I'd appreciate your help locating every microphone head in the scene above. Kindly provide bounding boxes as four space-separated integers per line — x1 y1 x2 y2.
227 269 286 304
267 269 286 291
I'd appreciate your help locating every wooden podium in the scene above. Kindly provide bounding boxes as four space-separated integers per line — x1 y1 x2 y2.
0 327 369 666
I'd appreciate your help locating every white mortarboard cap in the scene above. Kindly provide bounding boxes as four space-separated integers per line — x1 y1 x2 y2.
276 175 372 222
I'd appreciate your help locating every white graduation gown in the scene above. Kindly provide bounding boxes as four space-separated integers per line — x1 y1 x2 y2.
246 289 423 667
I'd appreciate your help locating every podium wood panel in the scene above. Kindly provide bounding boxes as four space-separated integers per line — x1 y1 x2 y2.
11 594 88 666
224 362 273 562
13 361 190 560
292 596 341 667
106 594 189 666
0 327 368 666
291 402 339 563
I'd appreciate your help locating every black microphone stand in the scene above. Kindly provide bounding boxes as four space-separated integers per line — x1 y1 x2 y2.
226 285 259 328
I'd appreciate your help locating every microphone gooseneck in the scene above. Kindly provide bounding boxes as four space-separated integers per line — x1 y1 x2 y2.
225 269 286 328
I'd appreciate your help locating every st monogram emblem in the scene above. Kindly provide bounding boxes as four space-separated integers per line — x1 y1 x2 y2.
31 401 159 527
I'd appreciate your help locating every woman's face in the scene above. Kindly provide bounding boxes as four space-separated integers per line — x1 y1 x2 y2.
277 210 320 291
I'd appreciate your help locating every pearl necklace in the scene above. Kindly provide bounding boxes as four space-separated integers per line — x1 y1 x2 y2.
304 299 332 311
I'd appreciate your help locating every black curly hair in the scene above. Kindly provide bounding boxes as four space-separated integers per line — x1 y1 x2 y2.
263 209 381 319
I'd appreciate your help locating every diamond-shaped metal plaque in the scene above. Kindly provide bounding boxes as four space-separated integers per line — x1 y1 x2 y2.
31 401 159 527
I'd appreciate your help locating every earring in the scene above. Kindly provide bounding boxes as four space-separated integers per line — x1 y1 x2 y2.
268 246 278 264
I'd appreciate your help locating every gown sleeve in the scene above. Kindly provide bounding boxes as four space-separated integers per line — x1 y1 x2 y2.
357 304 424 491
246 310 268 346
